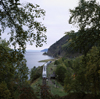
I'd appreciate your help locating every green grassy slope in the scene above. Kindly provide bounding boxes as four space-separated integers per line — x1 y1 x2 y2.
31 61 67 97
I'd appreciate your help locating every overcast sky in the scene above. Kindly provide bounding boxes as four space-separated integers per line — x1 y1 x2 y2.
2 0 100 50
24 0 79 50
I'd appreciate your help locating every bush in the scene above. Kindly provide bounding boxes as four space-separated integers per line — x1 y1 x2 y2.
54 60 59 65
55 65 66 85
18 84 37 99
0 81 11 99
30 66 42 83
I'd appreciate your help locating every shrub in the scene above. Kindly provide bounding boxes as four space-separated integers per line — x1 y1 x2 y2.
19 84 37 99
30 66 42 83
55 64 66 85
0 81 11 99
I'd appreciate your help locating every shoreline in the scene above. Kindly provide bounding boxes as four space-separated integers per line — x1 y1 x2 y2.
38 58 56 62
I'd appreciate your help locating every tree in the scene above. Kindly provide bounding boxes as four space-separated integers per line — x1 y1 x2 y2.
64 56 87 93
55 64 66 85
0 39 13 51
85 46 100 95
0 39 14 84
18 84 38 99
64 47 100 96
0 0 47 98
0 39 30 98
64 30 75 35
30 66 42 83
69 0 100 55
0 0 47 52
67 1 100 96
0 81 11 99
14 58 29 84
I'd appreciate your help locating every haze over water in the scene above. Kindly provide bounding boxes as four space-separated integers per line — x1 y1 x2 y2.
24 51 53 70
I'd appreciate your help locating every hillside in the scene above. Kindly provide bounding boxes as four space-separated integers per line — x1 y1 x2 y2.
41 48 48 52
47 35 81 58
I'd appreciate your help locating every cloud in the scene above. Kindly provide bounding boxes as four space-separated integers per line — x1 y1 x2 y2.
42 0 79 8
19 0 80 50
1 0 81 50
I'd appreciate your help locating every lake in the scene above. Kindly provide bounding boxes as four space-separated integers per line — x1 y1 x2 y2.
24 51 53 70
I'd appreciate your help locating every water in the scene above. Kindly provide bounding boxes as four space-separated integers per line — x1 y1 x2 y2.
24 51 53 70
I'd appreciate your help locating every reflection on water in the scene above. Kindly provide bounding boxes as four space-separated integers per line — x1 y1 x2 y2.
24 52 53 70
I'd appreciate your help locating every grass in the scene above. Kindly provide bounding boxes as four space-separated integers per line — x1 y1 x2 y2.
46 62 67 97
38 59 56 62
31 60 67 97
31 77 42 91
47 62 56 77
47 79 67 96
31 77 42 98
31 60 100 99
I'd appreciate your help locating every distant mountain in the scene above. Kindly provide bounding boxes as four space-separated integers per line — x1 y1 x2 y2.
41 49 48 52
47 35 81 58
26 50 40 52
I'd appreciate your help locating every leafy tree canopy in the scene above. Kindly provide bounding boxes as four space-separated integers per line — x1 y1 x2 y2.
0 0 47 52
64 30 75 35
0 0 47 98
64 46 100 95
68 0 100 55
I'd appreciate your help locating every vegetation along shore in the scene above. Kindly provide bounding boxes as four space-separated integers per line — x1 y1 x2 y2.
1 0 100 99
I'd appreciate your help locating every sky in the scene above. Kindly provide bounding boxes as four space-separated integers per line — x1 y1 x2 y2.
2 0 99 50
24 0 79 50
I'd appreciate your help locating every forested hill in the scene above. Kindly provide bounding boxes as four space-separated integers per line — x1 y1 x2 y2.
47 35 81 58
47 35 69 57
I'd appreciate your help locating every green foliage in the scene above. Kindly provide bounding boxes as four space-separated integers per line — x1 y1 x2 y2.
65 56 89 93
54 58 65 65
0 81 11 99
61 34 79 57
54 48 100 96
0 39 13 51
60 92 98 99
54 60 59 65
64 0 100 96
0 0 47 52
85 46 100 95
64 46 100 96
55 64 66 85
18 84 38 99
0 39 30 98
69 0 99 29
57 0 100 97
69 0 100 55
0 0 47 98
30 66 42 83
54 58 74 86
0 43 14 84
62 34 79 54
64 30 75 35
14 58 29 84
